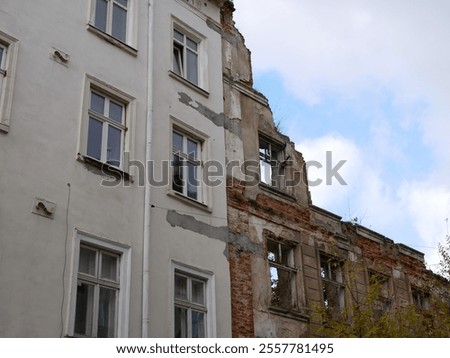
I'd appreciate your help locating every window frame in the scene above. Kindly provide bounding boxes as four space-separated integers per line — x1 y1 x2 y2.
170 120 209 207
67 231 131 338
172 129 203 202
171 262 216 338
88 0 137 54
170 19 207 93
0 31 19 133
259 135 286 190
267 238 298 311
319 254 346 315
411 288 430 310
78 75 136 175
368 270 392 316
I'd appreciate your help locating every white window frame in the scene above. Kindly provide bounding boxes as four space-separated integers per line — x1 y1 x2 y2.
0 31 19 133
171 261 216 338
170 119 209 206
67 231 131 338
172 129 202 202
171 19 208 91
88 0 138 53
79 75 135 174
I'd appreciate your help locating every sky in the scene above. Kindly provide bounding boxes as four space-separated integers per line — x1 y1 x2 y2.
231 0 450 269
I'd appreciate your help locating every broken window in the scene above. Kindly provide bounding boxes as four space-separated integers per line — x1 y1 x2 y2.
93 0 129 43
368 270 391 318
320 254 345 317
259 136 286 189
74 245 121 338
87 89 127 168
174 272 207 338
267 239 297 310
411 288 430 310
172 129 202 201
173 27 199 85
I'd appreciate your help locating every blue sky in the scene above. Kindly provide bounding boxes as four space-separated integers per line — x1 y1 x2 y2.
232 0 450 268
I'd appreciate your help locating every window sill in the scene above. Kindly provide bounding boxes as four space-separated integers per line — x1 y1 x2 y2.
259 183 296 202
169 71 209 98
268 306 310 322
87 24 137 57
167 189 212 213
77 154 132 182
0 122 9 133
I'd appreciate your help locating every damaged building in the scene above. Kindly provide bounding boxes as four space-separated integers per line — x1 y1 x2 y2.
0 0 448 338
220 2 450 337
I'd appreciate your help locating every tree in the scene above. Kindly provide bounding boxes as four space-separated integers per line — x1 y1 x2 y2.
438 232 450 280
312 261 450 338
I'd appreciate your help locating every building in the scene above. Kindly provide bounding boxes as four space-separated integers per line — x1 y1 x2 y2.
220 2 450 337
0 0 448 338
0 0 231 338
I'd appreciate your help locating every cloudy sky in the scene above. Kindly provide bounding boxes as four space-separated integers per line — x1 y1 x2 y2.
232 0 450 269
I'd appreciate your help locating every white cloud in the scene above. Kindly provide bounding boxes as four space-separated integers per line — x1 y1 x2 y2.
233 0 450 268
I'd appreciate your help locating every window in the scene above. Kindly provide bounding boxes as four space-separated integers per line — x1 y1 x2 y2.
80 76 135 173
0 31 19 133
69 233 131 338
267 239 297 310
87 90 126 168
74 245 120 337
174 271 207 338
368 271 391 317
259 136 286 189
93 0 129 43
172 129 202 201
172 27 199 85
412 289 430 310
320 254 345 316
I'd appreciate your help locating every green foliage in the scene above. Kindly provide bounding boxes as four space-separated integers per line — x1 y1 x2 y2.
312 261 450 338
438 234 450 280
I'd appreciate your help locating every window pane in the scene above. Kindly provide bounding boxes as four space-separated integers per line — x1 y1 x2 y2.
172 154 184 194
186 50 198 84
186 38 197 52
101 253 118 282
112 4 127 42
174 29 184 43
187 162 198 200
115 0 128 7
109 100 123 123
270 266 293 309
107 125 121 167
175 274 188 300
87 117 103 160
74 282 95 337
94 0 108 32
174 306 187 338
98 287 117 338
191 280 205 305
79 247 97 276
172 132 183 152
173 43 183 75
191 310 205 338
90 92 105 114
187 139 198 159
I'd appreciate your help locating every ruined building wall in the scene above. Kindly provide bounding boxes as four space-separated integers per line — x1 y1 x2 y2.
221 3 449 337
